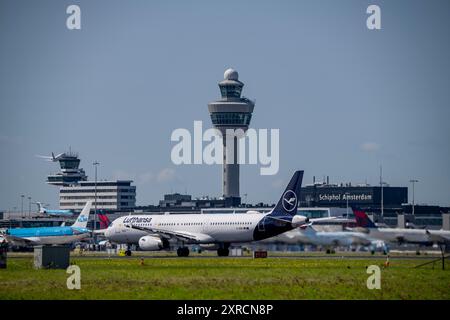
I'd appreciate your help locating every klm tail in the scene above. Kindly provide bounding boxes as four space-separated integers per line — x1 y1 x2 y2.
270 170 304 217
71 201 92 229
353 209 377 228
36 202 45 213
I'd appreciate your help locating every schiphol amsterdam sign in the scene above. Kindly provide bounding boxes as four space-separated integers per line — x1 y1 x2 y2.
318 193 373 202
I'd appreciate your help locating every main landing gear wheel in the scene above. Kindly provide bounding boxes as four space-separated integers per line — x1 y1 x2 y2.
177 247 190 257
217 248 229 257
125 250 132 256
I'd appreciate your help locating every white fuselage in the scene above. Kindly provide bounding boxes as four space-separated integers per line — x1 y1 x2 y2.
366 228 432 244
104 213 267 245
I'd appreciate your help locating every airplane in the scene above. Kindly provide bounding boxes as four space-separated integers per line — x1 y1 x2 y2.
36 202 73 217
352 210 450 247
98 213 112 229
36 152 65 162
267 225 387 254
1 201 92 246
100 170 332 257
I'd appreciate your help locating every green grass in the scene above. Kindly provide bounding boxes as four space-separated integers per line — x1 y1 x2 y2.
1 255 449 299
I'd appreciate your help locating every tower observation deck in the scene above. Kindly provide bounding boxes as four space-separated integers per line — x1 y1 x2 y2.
46 151 87 186
208 69 255 205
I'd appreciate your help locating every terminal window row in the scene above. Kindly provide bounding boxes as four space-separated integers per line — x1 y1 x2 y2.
60 189 135 193
60 195 135 200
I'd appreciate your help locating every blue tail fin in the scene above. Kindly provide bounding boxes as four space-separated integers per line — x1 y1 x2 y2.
270 170 304 216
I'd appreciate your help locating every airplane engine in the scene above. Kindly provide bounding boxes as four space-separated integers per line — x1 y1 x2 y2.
138 236 163 251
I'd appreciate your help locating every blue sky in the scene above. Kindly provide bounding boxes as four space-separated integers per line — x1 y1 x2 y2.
0 0 449 210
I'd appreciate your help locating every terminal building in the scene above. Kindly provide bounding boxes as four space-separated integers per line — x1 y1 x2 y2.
41 150 137 212
299 180 408 214
59 180 136 211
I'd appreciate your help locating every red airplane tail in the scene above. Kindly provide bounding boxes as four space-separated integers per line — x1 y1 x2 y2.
98 213 111 229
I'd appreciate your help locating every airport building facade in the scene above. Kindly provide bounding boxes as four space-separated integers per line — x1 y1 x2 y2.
59 180 136 211
299 183 408 213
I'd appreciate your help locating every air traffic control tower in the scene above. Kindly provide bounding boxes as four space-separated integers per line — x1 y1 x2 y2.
208 69 255 206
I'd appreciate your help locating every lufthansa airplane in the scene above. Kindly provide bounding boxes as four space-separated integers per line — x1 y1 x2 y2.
2 201 92 246
36 202 73 217
102 171 324 257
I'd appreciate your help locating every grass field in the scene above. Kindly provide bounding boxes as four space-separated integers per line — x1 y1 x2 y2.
1 254 449 299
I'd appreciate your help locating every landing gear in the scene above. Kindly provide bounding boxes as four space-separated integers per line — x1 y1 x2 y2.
216 243 230 257
217 248 230 257
177 247 190 257
125 245 132 256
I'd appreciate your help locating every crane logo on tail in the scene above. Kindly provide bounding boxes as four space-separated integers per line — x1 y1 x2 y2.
282 190 297 212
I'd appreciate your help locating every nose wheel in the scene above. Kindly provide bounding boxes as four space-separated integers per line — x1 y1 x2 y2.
177 247 190 257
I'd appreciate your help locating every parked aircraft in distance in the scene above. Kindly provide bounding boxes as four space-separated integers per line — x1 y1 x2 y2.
352 210 450 247
266 224 387 254
36 202 73 217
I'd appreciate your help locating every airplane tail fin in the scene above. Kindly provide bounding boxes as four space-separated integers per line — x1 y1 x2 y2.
98 213 111 229
36 202 44 213
270 170 304 217
71 201 92 228
353 209 377 228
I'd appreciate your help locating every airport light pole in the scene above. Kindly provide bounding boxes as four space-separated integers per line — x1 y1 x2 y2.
410 179 419 215
28 196 31 218
380 165 383 219
20 194 24 218
93 161 100 245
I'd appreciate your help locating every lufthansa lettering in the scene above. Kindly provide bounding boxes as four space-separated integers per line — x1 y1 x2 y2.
123 217 152 224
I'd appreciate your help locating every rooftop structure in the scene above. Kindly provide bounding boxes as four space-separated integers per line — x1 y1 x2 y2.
45 151 87 186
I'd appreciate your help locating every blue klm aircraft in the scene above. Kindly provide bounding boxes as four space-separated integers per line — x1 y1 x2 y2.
2 201 92 246
36 202 73 217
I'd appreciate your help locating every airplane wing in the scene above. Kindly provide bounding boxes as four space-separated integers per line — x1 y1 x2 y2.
93 229 107 235
348 234 372 246
310 217 337 223
265 216 336 225
3 234 37 246
124 224 215 243
264 215 292 225
426 230 450 244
